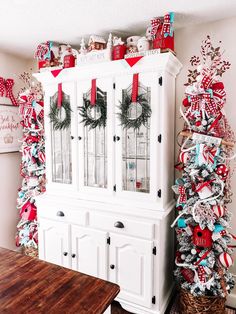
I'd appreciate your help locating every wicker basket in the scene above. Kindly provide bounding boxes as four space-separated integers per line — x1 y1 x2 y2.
179 289 226 314
22 246 38 258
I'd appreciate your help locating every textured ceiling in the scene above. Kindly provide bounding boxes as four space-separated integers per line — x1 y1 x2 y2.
1 0 236 59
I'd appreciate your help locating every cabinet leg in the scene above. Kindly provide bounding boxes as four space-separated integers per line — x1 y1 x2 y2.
103 305 111 314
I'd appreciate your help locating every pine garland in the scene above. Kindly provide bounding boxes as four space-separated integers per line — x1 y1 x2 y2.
79 96 107 129
49 99 72 130
118 94 151 129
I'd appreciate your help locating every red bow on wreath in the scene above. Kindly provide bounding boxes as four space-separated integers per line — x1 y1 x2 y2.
0 77 18 106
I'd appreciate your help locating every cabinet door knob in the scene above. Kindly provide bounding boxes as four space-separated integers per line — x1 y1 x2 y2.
71 136 74 140
78 136 82 140
116 136 120 141
71 254 76 258
110 264 115 269
114 221 124 229
57 211 65 217
63 252 68 256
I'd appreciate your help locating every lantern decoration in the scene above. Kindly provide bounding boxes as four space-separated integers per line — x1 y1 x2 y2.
112 37 126 60
193 226 213 248
62 46 79 68
172 36 236 299
219 252 233 268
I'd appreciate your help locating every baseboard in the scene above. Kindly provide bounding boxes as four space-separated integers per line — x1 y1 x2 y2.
226 292 236 309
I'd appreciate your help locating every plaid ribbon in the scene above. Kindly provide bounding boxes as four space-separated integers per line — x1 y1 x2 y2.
0 77 18 106
150 17 163 37
178 186 187 204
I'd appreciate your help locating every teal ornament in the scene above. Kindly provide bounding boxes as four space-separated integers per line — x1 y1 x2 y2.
199 259 208 266
214 224 224 233
178 218 186 228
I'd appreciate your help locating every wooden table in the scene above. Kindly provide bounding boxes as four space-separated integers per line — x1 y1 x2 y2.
0 247 120 313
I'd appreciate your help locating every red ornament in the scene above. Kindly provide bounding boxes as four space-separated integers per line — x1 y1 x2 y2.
215 164 229 181
181 268 195 283
182 97 190 107
195 121 201 127
193 226 212 248
20 201 37 221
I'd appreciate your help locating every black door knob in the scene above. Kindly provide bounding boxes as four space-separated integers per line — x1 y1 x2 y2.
71 254 76 258
71 136 74 140
114 221 124 229
116 136 120 141
110 264 115 269
57 211 65 217
78 136 82 140
63 252 68 256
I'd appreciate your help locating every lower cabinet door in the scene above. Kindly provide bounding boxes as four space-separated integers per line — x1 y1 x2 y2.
71 226 108 280
109 233 154 308
38 218 70 268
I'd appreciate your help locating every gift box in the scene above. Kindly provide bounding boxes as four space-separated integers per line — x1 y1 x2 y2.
112 45 127 60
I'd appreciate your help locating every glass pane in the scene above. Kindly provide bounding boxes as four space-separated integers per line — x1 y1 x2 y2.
82 88 107 188
50 92 72 184
122 85 150 193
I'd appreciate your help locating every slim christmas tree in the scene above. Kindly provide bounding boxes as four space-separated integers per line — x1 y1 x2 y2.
15 72 45 256
173 37 236 305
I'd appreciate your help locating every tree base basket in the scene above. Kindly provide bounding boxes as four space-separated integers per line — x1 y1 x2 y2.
22 246 38 258
179 289 226 314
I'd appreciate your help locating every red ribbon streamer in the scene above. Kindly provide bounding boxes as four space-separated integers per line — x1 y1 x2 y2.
132 73 139 103
57 83 62 108
194 249 211 266
91 79 96 106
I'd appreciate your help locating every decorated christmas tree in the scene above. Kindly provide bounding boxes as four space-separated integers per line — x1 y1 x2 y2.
15 71 45 256
173 36 236 310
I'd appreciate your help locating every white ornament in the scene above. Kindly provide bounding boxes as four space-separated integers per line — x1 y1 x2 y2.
126 36 141 47
137 37 150 52
219 252 233 268
191 249 197 255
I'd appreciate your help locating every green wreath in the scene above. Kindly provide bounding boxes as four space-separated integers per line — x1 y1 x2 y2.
49 99 72 130
118 94 152 129
79 96 107 129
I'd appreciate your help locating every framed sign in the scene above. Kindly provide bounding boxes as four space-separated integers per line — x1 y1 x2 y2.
0 105 22 153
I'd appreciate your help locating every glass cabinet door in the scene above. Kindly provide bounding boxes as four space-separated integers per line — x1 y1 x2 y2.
83 88 107 188
50 92 72 184
121 87 150 193
115 73 159 201
77 78 114 195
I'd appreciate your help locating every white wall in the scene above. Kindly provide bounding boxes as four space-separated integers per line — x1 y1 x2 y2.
175 16 236 306
0 52 28 250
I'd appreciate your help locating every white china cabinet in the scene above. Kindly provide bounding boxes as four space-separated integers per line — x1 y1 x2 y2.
35 52 181 314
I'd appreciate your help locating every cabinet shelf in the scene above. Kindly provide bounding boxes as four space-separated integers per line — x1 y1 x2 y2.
123 156 150 160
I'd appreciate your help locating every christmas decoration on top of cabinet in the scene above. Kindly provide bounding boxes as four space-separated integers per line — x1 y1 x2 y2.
172 36 236 310
118 73 151 130
15 70 45 257
79 79 107 129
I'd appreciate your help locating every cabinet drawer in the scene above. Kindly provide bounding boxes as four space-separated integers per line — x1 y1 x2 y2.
38 206 88 226
89 213 154 239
